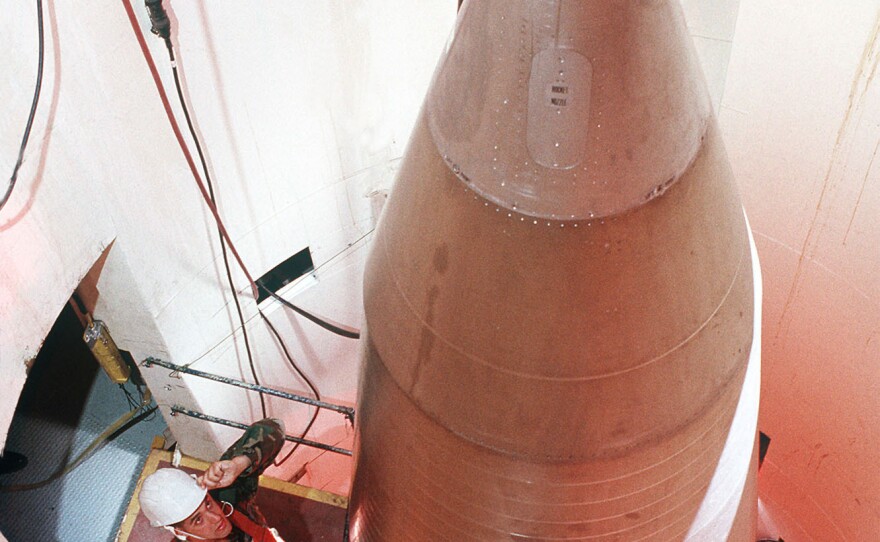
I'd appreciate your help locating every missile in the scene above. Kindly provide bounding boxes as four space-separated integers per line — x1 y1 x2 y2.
350 1 758 539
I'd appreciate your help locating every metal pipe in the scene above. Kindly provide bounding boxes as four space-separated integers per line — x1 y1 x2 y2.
143 356 355 422
170 406 353 457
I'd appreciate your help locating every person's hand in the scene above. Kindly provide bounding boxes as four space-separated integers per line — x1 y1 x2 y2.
197 455 252 490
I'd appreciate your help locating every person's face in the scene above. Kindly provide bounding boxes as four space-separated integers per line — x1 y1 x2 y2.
175 494 233 540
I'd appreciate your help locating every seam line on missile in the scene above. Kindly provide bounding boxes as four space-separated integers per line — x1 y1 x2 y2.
416 429 718 505
386 235 747 382
401 459 712 540
411 445 717 520
390 347 744 485
415 397 731 489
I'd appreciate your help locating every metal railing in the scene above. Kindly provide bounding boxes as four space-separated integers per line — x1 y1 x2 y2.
143 357 355 422
170 406 352 456
142 356 355 457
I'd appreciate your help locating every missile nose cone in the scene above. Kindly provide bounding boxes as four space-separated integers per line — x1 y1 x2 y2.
429 1 711 220
351 1 758 540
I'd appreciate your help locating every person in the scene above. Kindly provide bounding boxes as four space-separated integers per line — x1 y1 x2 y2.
139 418 287 541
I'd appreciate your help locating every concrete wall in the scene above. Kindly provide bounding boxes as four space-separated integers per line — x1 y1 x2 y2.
0 0 455 496
721 1 880 539
681 0 742 112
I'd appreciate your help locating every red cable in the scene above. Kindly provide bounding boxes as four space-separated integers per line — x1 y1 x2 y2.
122 0 361 341
121 0 259 299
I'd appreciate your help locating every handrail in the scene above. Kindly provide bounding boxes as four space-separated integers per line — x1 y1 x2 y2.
170 406 352 457
142 357 355 423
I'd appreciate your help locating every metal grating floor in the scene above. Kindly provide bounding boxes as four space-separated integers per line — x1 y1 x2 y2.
0 304 168 542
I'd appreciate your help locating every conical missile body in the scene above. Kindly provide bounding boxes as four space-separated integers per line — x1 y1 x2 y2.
351 1 757 540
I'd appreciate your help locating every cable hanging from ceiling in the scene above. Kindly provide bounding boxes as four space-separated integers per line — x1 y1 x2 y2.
142 0 361 340
1 0 45 214
135 0 363 466
143 0 267 419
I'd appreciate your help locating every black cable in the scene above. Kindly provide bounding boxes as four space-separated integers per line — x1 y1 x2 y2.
278 408 319 468
163 34 267 420
112 404 161 440
120 383 139 410
138 1 360 342
0 395 156 492
120 382 158 421
258 282 360 340
260 312 320 402
260 312 321 466
141 1 342 456
257 228 373 341
2 0 45 214
70 291 89 316
256 226 374 340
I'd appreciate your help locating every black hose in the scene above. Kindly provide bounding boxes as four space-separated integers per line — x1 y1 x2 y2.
2 0 45 213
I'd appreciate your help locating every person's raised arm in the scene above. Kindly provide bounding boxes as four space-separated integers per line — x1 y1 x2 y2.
218 418 286 479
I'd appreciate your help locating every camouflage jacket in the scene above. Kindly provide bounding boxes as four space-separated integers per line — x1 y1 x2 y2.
210 418 286 540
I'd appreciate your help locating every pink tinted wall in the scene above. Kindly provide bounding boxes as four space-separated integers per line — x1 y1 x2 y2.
722 1 880 539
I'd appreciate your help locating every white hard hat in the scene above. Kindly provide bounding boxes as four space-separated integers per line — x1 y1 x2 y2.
139 468 207 527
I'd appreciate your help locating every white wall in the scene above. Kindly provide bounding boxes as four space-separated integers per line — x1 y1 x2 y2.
0 0 455 496
681 0 743 112
0 0 119 448
722 1 880 539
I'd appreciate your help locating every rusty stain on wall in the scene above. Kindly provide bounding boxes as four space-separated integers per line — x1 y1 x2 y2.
776 9 880 337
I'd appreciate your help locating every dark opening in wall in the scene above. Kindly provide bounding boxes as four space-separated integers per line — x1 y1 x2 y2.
257 247 315 303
